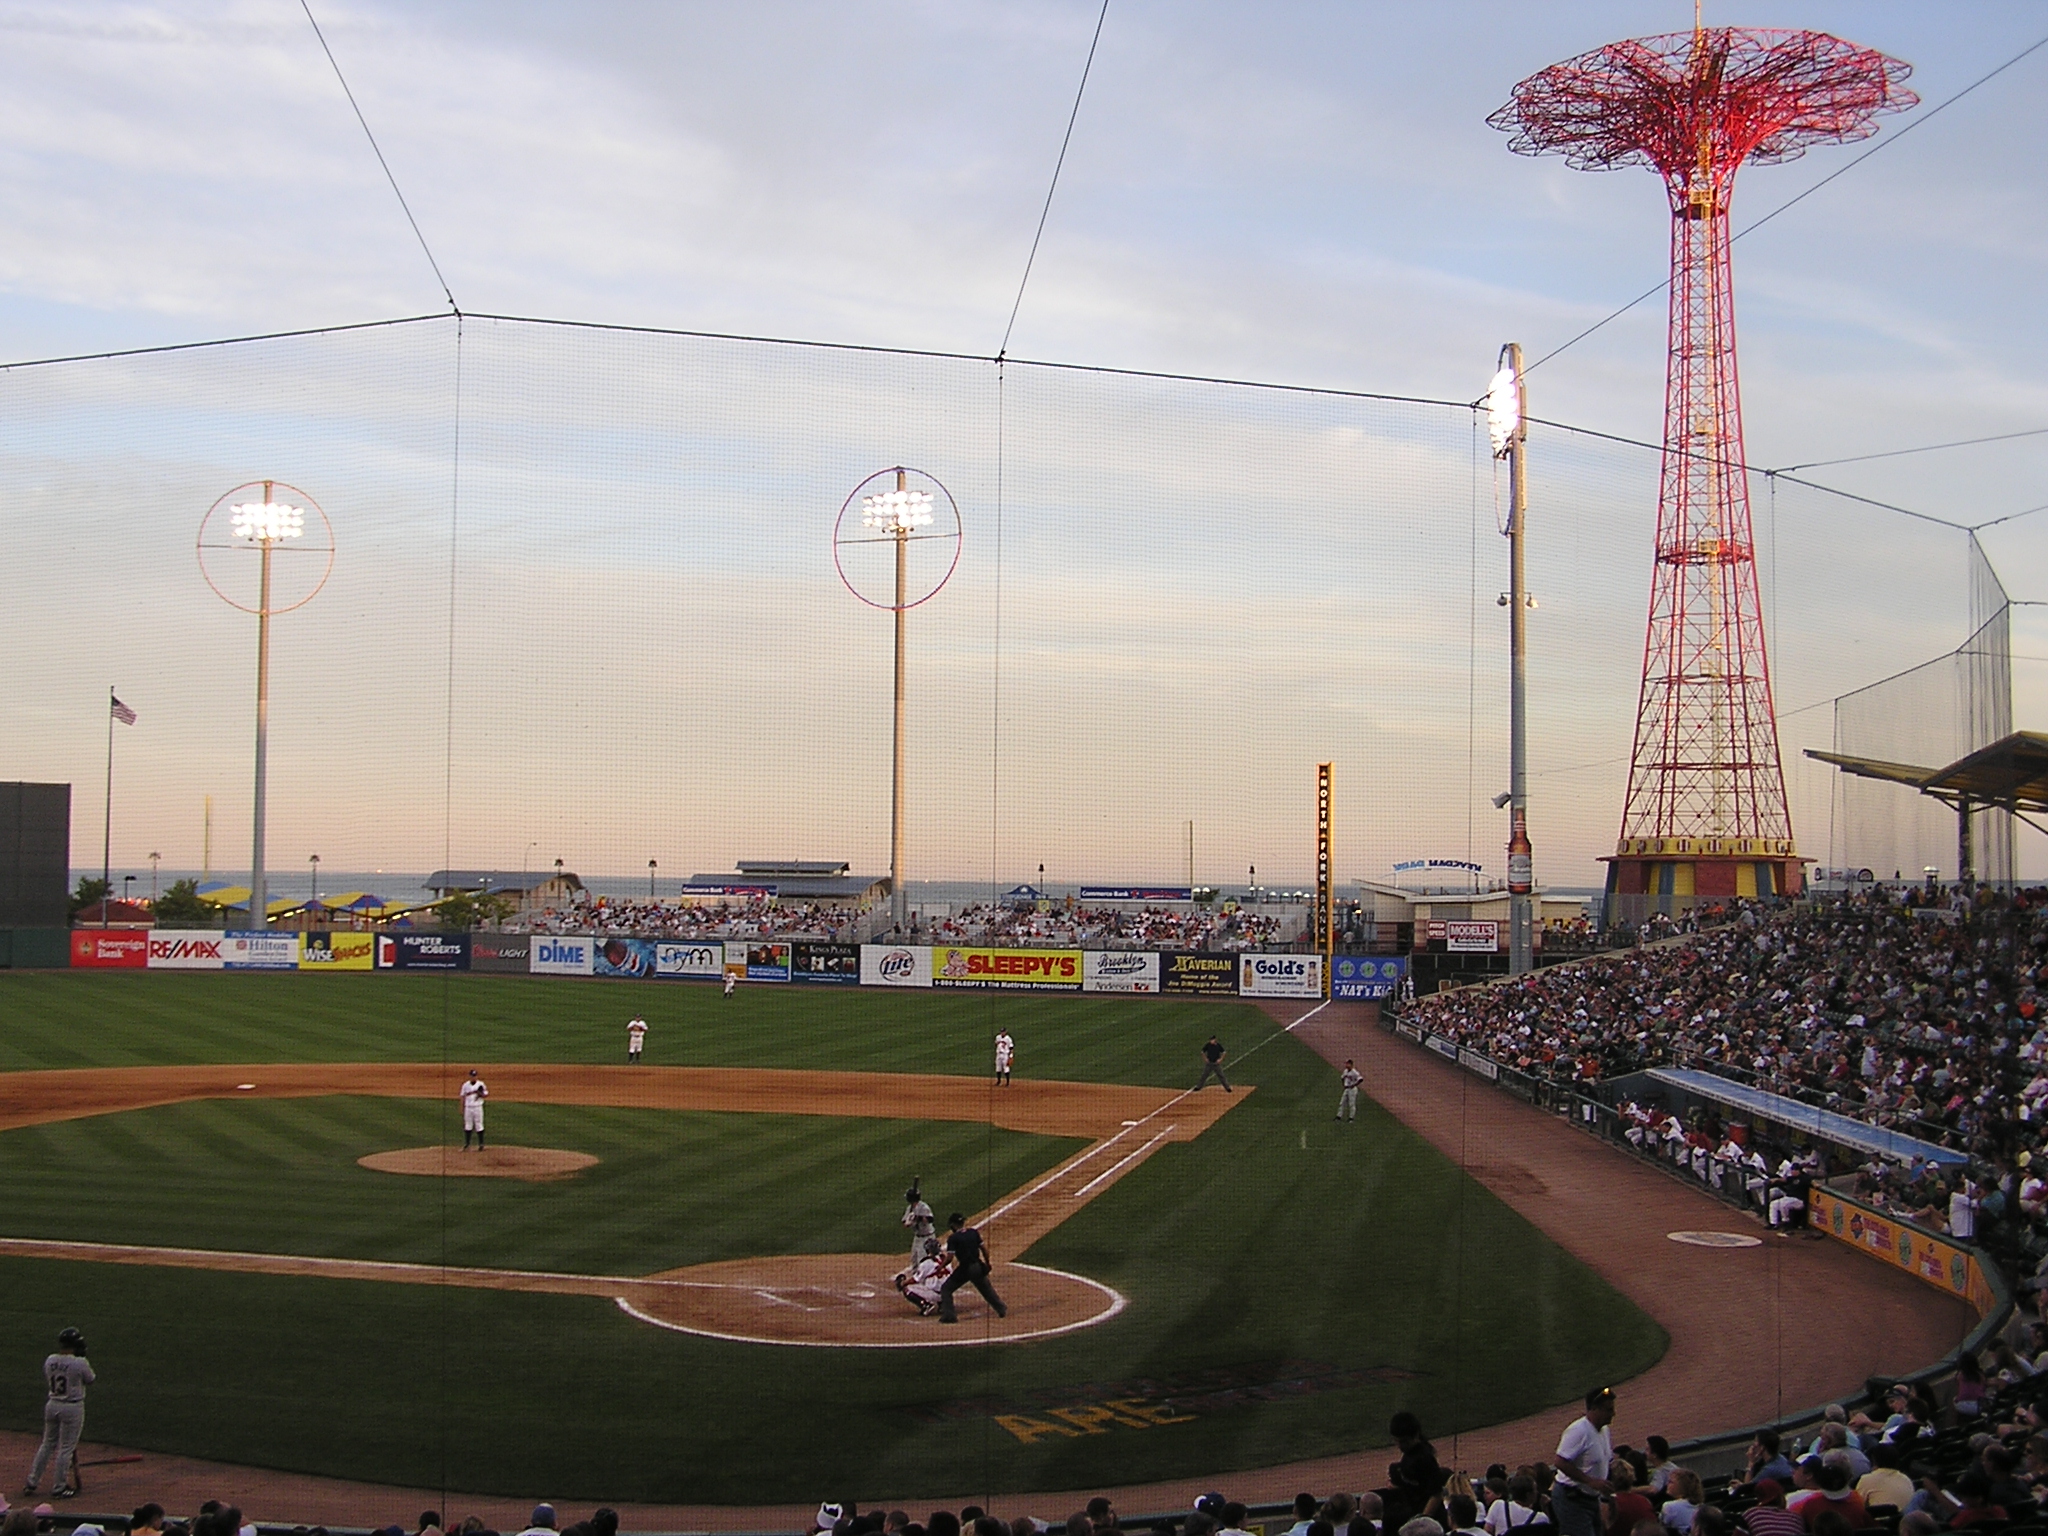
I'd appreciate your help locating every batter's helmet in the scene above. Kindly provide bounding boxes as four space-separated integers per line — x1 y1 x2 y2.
57 1328 84 1352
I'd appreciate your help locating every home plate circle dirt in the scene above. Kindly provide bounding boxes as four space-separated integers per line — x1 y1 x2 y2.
358 1146 597 1182
614 1253 1125 1347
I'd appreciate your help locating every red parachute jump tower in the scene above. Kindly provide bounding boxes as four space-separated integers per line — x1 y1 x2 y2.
1490 26 1914 913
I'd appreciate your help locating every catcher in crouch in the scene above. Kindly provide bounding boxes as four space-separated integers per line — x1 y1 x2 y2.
894 1239 953 1316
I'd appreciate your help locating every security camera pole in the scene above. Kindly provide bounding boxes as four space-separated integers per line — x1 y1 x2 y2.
1490 346 1534 976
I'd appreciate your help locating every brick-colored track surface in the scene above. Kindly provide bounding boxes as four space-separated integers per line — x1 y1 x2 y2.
0 1007 1978 1530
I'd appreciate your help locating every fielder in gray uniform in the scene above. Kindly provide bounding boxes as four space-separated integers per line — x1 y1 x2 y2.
23 1327 93 1499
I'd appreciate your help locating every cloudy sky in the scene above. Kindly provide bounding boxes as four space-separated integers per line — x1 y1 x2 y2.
4 1 2045 891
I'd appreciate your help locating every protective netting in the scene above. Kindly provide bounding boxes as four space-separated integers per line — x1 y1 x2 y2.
1828 531 2016 883
0 311 2028 1510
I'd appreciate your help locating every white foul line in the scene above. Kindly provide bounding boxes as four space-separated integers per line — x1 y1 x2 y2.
1071 1128 1174 1200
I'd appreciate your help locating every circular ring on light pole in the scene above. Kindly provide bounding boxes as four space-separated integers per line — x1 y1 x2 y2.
196 481 336 615
832 466 962 611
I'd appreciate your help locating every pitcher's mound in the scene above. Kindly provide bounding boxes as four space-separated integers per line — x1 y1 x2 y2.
358 1146 597 1182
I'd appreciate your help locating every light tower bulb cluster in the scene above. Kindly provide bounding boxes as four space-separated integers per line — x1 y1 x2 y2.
1486 365 1522 458
861 489 933 533
229 501 306 542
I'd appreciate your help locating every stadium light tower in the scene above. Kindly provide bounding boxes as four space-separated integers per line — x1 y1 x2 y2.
198 481 334 932
1491 26 1914 915
834 468 962 933
1489 345 1534 977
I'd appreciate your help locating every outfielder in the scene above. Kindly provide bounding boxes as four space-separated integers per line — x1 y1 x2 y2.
901 1179 936 1261
1337 1059 1363 1122
22 1327 92 1499
627 1016 647 1063
723 970 737 998
994 1030 1014 1086
460 1069 489 1151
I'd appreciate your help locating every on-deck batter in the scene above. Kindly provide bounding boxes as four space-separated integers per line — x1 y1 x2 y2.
22 1327 92 1499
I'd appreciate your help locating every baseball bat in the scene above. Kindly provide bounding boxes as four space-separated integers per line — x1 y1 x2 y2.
77 1456 145 1467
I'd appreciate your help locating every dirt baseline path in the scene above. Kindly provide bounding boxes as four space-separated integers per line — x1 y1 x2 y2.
0 1062 1246 1345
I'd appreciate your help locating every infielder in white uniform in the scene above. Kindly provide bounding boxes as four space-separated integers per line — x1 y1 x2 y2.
994 1030 1014 1086
1337 1060 1363 1122
627 1016 647 1063
460 1069 489 1151
23 1328 92 1499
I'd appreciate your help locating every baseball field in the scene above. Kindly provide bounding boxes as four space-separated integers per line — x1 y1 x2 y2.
0 972 1665 1505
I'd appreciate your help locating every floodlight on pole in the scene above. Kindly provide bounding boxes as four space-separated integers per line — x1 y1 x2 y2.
834 466 962 932
1492 343 1535 977
197 480 334 933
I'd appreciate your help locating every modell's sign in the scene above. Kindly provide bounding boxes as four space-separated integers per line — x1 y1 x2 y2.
933 946 1082 990
148 933 226 969
1446 921 1499 953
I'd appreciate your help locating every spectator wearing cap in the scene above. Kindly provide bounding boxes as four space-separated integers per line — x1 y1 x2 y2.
1741 1482 1804 1536
517 1506 558 1536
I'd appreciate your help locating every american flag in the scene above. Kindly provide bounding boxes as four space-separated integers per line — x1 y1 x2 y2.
110 695 137 726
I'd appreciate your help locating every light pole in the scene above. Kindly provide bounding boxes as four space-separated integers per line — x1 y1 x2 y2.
310 853 320 907
1249 864 1257 907
649 858 658 900
1489 345 1534 976
523 840 538 915
149 851 160 903
833 467 962 934
122 874 135 912
198 481 333 933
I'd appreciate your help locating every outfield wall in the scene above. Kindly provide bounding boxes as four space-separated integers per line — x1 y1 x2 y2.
59 930 1408 999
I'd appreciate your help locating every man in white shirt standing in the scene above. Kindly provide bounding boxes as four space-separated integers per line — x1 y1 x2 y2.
1550 1387 1616 1536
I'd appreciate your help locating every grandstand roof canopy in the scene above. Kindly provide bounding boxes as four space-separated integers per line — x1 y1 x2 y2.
1647 1067 1967 1167
1805 731 2048 815
424 869 582 895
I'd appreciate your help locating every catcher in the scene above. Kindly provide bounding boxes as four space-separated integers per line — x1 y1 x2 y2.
894 1239 954 1317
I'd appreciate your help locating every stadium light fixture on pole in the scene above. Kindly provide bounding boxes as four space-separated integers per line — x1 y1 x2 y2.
649 858 657 900
148 851 160 903
309 853 319 907
1489 345 1534 977
834 467 962 935
198 481 333 935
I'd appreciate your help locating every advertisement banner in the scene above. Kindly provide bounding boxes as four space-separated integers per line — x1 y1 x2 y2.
724 940 748 982
934 946 1083 990
1077 887 1192 902
655 941 725 980
793 942 859 984
224 930 301 970
298 932 375 971
861 944 933 988
1159 952 1239 996
71 931 149 969
530 935 595 976
745 942 793 982
1395 1023 1424 1042
594 937 658 979
1083 950 1160 993
470 934 531 974
1810 1186 1996 1317
1458 1048 1500 1081
1331 955 1407 1000
1238 953 1322 998
148 932 227 970
1446 921 1499 953
1426 1033 1460 1061
379 933 471 971
678 883 776 899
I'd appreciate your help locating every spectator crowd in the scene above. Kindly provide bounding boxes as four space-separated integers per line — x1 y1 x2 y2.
508 897 851 942
923 903 1287 952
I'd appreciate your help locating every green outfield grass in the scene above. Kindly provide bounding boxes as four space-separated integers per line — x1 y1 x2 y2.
0 972 1666 1505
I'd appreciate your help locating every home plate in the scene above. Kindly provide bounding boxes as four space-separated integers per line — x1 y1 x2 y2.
1667 1230 1761 1248
236 1083 256 1090
849 1287 877 1298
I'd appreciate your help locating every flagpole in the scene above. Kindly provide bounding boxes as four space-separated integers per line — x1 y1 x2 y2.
103 686 115 929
